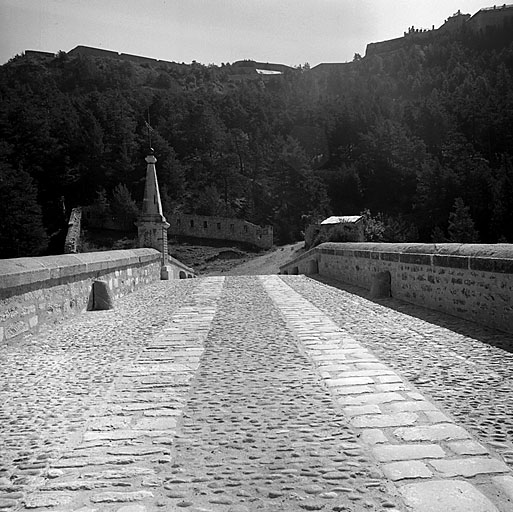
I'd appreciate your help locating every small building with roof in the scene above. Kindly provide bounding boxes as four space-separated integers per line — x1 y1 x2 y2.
305 215 365 249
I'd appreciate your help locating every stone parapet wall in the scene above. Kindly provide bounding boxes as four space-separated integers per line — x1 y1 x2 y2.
0 249 163 344
280 243 513 334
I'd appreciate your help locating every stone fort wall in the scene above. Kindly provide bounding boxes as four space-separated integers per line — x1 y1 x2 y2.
0 249 193 344
280 242 513 335
169 213 273 249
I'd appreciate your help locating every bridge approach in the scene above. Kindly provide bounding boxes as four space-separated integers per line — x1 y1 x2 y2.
1 275 513 512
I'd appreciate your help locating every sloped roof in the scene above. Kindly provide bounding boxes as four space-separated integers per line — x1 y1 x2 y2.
321 215 363 225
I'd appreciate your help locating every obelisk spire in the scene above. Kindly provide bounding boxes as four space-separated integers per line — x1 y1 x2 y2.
136 150 172 279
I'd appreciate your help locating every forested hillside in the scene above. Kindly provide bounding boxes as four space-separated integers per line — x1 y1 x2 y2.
1 23 513 258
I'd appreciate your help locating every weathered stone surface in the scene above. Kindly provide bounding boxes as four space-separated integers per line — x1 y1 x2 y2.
393 424 471 442
23 492 73 509
492 475 513 500
400 480 499 512
430 457 510 477
387 401 437 413
361 429 388 445
326 376 374 387
352 412 418 428
373 444 445 462
343 404 381 416
338 392 405 406
90 491 153 503
447 440 488 456
382 461 432 481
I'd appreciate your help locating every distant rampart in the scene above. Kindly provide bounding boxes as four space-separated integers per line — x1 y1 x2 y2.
0 249 194 344
66 45 186 71
280 243 513 335
366 5 513 57
169 214 273 249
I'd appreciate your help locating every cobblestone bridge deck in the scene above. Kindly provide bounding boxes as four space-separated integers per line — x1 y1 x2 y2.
1 276 513 512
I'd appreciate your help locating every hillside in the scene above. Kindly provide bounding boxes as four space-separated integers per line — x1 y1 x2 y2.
1 21 513 258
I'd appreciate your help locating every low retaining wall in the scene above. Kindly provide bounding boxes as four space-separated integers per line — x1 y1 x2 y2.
0 249 187 344
280 243 513 334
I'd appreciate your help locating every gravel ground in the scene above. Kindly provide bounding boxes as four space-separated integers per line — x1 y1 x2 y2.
282 275 513 470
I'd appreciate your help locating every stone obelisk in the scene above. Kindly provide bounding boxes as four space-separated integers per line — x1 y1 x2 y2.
136 149 172 279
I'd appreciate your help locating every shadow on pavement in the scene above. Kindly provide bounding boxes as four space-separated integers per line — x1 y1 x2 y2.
309 274 513 354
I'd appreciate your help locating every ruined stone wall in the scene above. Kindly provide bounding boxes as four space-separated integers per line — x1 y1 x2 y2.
169 213 273 249
64 207 82 254
0 249 162 344
280 243 513 334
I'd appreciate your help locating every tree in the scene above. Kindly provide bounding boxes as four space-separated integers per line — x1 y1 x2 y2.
0 162 48 258
447 197 480 243
111 183 138 231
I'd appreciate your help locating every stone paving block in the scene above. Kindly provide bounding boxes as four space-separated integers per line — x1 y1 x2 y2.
447 440 489 456
430 457 510 477
399 480 499 512
407 392 424 401
354 362 389 370
343 404 381 416
387 401 437 413
23 492 74 509
394 423 471 442
90 490 154 503
352 412 418 428
492 475 513 500
326 376 374 387
334 385 374 395
373 444 446 462
376 383 410 392
134 417 178 430
376 375 403 384
334 369 396 378
424 410 454 423
361 429 388 445
382 460 433 481
338 392 405 406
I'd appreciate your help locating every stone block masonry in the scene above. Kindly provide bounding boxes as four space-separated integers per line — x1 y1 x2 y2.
0 249 164 344
280 243 513 334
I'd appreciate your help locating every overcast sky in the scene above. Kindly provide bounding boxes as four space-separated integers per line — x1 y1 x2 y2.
0 0 490 66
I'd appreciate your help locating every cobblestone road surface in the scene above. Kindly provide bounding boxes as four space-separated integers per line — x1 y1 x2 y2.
283 275 513 469
1 275 513 511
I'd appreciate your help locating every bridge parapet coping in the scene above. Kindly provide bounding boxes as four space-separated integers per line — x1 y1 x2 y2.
280 242 513 334
0 249 192 343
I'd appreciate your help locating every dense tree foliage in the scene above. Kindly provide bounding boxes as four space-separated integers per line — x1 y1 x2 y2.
1 24 512 256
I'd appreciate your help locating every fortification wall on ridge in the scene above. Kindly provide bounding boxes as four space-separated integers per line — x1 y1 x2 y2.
169 213 273 249
280 243 513 335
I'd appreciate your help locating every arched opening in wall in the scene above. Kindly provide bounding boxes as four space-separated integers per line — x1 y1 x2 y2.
307 260 319 275
282 270 288 275
190 220 194 228
292 267 299 275
179 271 186 279
204 221 208 229
369 271 391 298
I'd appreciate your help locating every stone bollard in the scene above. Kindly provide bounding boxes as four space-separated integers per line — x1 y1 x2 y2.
369 271 391 299
92 280 114 310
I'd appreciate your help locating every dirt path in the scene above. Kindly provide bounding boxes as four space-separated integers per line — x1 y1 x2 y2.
207 242 304 276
